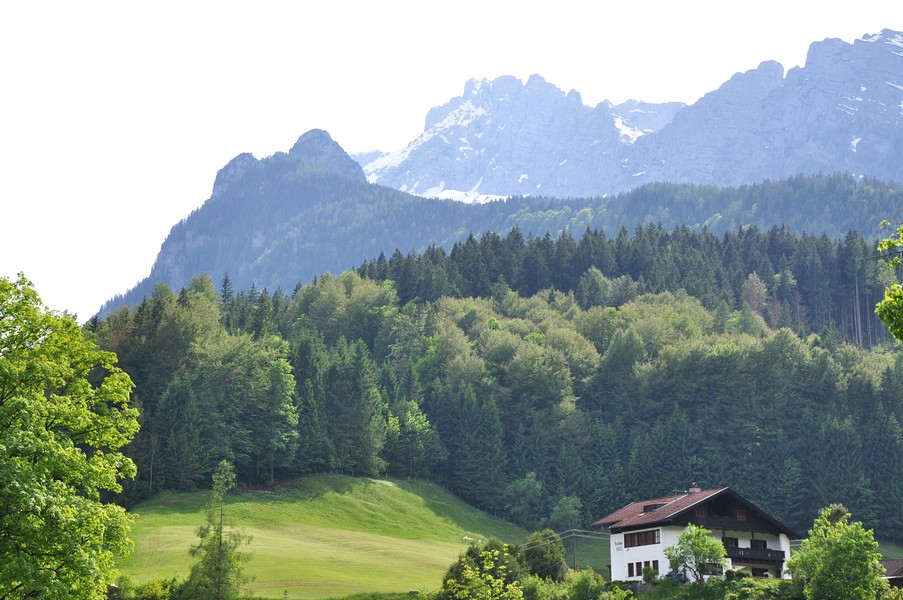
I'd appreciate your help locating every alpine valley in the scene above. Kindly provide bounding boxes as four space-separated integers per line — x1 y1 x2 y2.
87 27 903 597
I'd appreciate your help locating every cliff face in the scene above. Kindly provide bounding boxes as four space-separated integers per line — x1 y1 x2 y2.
364 74 683 200
364 30 903 200
633 30 903 188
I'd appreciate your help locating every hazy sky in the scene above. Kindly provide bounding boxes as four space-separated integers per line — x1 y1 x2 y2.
2 1 902 321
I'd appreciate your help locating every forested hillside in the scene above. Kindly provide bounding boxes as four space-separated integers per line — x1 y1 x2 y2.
99 126 903 322
94 223 903 542
357 223 895 348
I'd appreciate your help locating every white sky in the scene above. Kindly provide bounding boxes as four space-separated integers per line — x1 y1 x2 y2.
2 1 902 322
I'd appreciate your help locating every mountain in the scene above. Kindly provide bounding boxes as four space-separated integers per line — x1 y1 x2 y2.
99 121 903 318
363 29 903 199
100 126 616 316
363 74 684 201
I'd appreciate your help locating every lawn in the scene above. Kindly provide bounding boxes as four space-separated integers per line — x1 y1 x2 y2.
118 476 526 599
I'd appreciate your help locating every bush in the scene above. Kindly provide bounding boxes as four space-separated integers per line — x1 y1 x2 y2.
116 576 184 600
566 569 607 600
438 539 525 600
521 574 567 600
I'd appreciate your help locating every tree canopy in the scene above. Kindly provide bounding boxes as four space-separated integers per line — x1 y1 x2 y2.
787 504 894 600
663 524 727 584
90 221 903 543
877 220 903 341
0 275 139 599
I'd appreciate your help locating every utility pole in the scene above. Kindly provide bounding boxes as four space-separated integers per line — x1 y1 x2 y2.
572 532 578 571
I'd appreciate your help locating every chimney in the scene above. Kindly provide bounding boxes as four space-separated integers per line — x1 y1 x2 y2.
688 483 701 493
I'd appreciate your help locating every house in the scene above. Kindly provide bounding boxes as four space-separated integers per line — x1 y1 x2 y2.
592 485 799 581
880 559 903 588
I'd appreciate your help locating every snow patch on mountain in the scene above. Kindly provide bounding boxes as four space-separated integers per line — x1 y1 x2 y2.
362 29 903 199
612 115 644 142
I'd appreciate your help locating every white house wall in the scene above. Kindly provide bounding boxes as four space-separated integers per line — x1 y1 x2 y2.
610 527 682 581
610 527 792 581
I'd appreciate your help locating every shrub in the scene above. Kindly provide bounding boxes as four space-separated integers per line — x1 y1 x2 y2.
566 569 607 600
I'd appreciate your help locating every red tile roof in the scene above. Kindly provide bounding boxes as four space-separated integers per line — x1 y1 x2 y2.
592 486 801 539
592 487 729 531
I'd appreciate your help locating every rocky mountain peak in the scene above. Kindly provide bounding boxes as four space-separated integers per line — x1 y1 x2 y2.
289 129 366 182
365 74 681 201
211 152 257 200
363 28 903 200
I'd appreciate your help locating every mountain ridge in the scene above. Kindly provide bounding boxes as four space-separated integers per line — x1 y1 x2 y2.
362 29 903 201
97 28 903 318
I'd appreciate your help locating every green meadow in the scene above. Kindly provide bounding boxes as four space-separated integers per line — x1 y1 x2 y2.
118 475 527 599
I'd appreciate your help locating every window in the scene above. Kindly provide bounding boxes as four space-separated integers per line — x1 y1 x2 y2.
695 506 706 517
628 563 634 577
736 508 747 521
652 560 659 573
752 539 767 550
624 529 660 547
723 537 739 548
752 567 769 578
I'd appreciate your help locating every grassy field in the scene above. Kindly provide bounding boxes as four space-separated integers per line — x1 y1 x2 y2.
879 539 903 559
118 475 526 599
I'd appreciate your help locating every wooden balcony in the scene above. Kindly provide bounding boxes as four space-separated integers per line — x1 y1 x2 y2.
701 516 755 530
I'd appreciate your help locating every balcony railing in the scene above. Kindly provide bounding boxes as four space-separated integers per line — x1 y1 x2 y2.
724 545 786 563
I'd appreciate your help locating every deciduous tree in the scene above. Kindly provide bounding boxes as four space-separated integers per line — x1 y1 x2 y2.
0 275 139 599
441 541 524 600
877 220 903 341
663 524 727 584
521 529 567 582
787 504 891 600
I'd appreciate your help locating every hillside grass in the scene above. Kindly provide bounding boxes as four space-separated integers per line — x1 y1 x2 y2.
118 475 526 599
879 539 903 559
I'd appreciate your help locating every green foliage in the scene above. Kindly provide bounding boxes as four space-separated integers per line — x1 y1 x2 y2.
503 473 546 529
520 569 634 600
521 530 568 582
0 275 139 599
877 220 903 341
108 170 903 326
565 569 609 600
520 574 568 600
116 576 183 600
92 212 903 555
324 339 387 476
440 541 525 600
679 576 798 600
787 504 890 600
182 460 252 599
546 496 584 534
664 524 727 584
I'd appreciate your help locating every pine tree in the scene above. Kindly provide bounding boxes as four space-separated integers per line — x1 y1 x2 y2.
183 461 251 600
